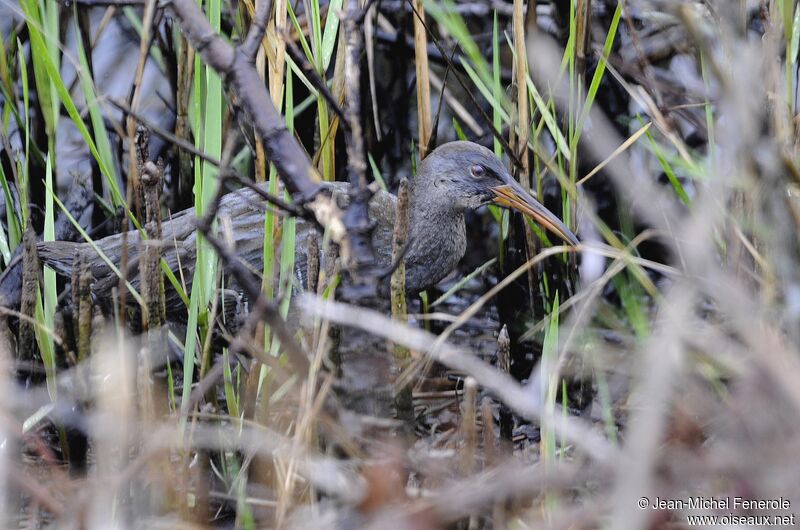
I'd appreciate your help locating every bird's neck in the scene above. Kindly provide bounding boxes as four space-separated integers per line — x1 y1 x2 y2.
403 187 467 293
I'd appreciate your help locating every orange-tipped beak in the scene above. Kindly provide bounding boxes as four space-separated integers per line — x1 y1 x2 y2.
491 183 579 246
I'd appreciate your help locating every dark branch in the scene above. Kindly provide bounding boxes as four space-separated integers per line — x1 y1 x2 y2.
340 0 380 300
240 0 273 61
168 0 321 202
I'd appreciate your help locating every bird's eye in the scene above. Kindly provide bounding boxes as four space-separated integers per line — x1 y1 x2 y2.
470 164 486 178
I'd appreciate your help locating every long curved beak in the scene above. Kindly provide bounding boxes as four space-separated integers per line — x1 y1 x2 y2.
490 177 579 246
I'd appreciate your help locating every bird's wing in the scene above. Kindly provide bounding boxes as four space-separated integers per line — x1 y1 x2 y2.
367 189 397 270
323 184 399 272
12 182 400 312
292 184 398 291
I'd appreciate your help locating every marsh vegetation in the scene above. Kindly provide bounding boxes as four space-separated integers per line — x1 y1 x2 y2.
1 0 799 528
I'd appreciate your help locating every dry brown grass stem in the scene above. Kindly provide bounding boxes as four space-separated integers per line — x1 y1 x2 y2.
513 0 547 314
391 178 413 424
512 0 529 177
496 327 513 440
19 226 38 361
76 261 93 361
461 377 478 474
125 0 157 149
412 0 432 158
364 3 382 141
480 397 497 468
574 0 591 77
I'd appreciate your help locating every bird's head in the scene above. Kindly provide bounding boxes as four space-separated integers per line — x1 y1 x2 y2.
419 141 579 246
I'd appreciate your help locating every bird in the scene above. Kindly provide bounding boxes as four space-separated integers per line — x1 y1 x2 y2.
390 141 576 292
0 141 577 319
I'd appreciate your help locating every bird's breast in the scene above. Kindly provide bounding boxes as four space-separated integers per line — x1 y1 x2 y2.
403 210 467 293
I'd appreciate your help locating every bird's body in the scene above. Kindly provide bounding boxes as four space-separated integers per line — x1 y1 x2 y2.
0 142 577 316
37 182 272 314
